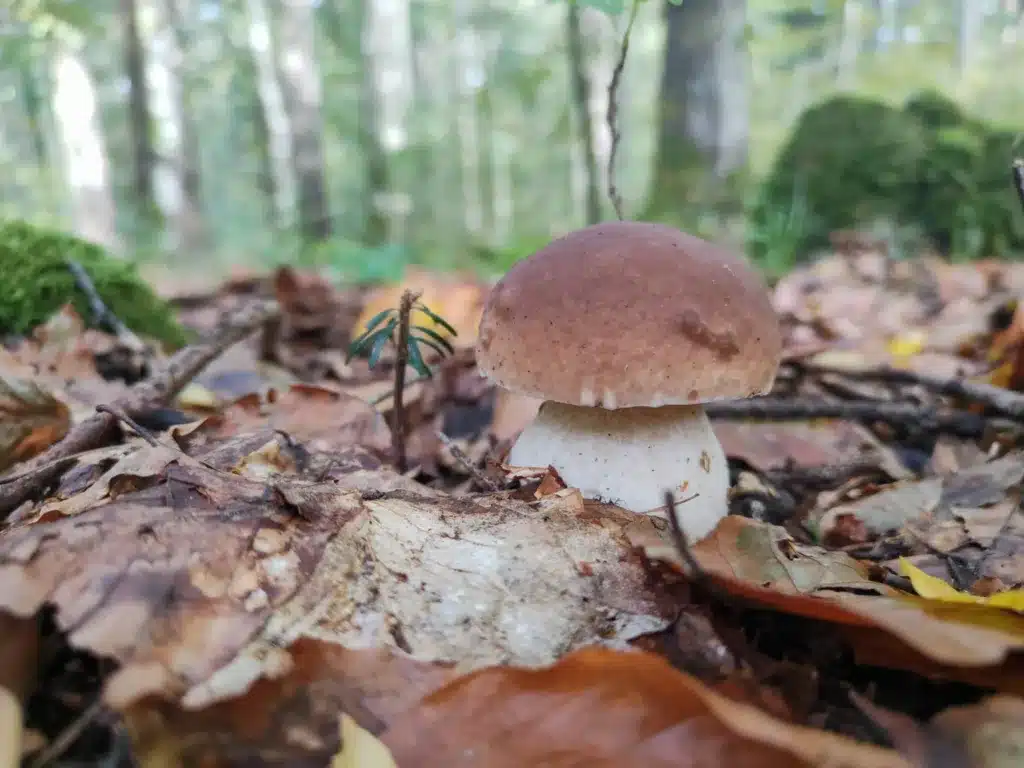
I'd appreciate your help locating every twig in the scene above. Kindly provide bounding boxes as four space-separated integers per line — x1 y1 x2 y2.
663 490 708 588
703 397 987 438
392 290 419 473
800 363 1024 421
94 404 161 447
65 259 147 352
605 0 640 220
0 299 279 519
28 697 105 768
1012 159 1024 215
437 430 500 492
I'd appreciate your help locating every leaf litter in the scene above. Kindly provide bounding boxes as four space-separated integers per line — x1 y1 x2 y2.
6 252 1024 764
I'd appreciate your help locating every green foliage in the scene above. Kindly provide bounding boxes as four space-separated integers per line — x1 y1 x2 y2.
749 91 1024 264
0 220 190 348
347 299 457 378
750 95 928 261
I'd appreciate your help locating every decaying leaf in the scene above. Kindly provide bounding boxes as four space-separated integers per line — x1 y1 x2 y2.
123 639 448 767
380 646 909 768
637 515 1024 693
178 384 392 457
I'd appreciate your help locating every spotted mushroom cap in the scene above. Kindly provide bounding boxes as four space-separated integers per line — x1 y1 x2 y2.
475 220 782 409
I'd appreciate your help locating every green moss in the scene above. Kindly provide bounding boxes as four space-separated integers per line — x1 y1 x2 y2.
750 90 1024 263
750 95 928 260
0 220 190 349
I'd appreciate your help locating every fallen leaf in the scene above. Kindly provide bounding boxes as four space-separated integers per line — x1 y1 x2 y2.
381 646 909 767
186 383 392 456
0 453 363 707
0 371 70 472
900 559 1024 612
334 714 397 768
123 639 451 767
928 695 1024 768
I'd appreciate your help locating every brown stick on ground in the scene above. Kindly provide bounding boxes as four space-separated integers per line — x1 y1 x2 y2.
0 299 279 519
800 363 1024 421
703 397 989 438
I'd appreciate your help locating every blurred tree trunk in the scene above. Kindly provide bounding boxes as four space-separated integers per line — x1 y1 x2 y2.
18 63 47 169
245 0 295 231
276 0 332 242
145 0 207 252
331 0 388 246
165 0 207 250
453 0 483 239
836 0 864 85
567 0 601 225
50 46 120 252
958 0 982 74
121 0 158 233
646 0 749 220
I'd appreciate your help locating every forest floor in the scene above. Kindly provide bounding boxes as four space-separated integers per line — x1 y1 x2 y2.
3 240 1024 766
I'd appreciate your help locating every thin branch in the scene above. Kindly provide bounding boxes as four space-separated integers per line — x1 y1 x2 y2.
437 430 500 492
0 299 279 518
800 363 1024 421
65 258 147 351
392 290 420 473
1012 158 1024 215
703 397 988 438
605 0 640 220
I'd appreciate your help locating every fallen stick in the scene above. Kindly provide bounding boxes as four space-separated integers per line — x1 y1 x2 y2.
703 397 988 438
0 299 279 519
800 363 1024 421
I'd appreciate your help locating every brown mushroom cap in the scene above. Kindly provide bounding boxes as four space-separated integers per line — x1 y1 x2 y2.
475 220 782 408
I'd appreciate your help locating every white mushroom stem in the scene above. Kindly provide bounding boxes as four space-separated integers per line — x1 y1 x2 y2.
507 401 730 542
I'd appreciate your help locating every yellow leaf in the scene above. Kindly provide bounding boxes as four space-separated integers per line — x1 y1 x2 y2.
886 331 926 366
899 559 1024 612
331 714 397 768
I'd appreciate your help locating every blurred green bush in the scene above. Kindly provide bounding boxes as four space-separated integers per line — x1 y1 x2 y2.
750 91 1024 264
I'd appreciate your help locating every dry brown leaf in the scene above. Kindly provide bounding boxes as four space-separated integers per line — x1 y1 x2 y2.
713 419 903 474
928 695 1024 767
380 646 910 768
637 515 1024 693
0 456 363 707
0 371 70 472
186 384 391 456
123 638 452 767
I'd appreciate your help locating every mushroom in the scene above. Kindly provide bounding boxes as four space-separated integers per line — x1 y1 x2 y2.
474 220 782 542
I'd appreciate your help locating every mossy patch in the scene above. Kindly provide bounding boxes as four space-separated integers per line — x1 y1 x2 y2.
0 220 190 349
750 91 1024 263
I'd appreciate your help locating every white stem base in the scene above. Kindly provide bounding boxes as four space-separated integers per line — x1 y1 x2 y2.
508 401 730 542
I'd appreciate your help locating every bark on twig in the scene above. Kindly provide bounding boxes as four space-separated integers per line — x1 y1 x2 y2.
605 0 640 221
801 363 1024 421
66 258 147 351
703 397 987 438
391 290 419 473
0 299 279 519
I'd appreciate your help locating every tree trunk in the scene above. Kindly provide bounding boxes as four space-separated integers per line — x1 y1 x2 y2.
144 0 207 252
245 0 295 231
165 0 207 249
646 0 749 219
958 0 982 74
276 0 332 242
19 63 47 169
50 46 120 252
567 0 601 225
121 0 158 234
